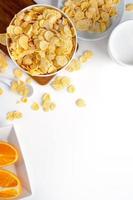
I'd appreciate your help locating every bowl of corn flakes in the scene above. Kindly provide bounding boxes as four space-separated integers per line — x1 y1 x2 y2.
6 5 77 76
61 0 125 40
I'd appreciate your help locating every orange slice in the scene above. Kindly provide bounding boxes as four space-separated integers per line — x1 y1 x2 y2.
0 169 22 199
0 142 18 167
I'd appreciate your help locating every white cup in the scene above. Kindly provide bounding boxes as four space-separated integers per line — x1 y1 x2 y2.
108 20 133 67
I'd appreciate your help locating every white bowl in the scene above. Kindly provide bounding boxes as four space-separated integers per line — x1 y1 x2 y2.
58 0 125 41
6 4 77 77
108 20 133 67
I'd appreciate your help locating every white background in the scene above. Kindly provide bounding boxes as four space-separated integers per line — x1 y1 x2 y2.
0 1 133 200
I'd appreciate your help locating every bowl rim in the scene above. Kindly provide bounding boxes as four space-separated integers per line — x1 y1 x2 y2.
6 4 78 77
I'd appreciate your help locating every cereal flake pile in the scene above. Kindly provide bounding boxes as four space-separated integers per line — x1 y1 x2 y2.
7 6 76 76
0 48 93 120
62 0 120 32
0 51 8 73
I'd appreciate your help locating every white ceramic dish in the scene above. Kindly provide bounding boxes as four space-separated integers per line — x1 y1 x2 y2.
58 0 125 41
108 20 133 67
0 125 32 200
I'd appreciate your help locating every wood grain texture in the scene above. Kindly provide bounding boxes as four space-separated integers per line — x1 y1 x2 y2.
0 0 55 85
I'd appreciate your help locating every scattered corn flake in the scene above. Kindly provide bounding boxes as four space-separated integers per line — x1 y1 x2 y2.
26 77 33 84
21 97 28 103
50 102 56 111
75 98 86 107
6 111 23 121
61 76 71 87
41 93 56 112
13 68 23 78
0 88 4 95
51 76 71 91
56 56 68 67
66 59 81 72
126 3 133 11
0 52 8 73
67 85 76 93
42 101 51 112
14 111 23 119
0 34 6 46
42 93 51 102
31 102 40 111
79 50 93 63
11 80 30 97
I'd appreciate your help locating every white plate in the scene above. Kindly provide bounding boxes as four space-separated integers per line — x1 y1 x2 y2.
0 125 32 200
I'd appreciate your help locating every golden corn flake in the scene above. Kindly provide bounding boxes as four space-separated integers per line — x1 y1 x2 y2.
18 35 29 50
62 0 120 32
39 41 49 50
67 85 76 93
21 97 28 103
13 26 23 35
61 76 71 87
11 80 30 97
7 6 76 76
31 102 40 111
6 111 23 121
50 102 56 111
51 76 71 90
75 98 86 107
26 77 32 84
42 93 51 102
66 59 81 72
0 52 8 73
43 101 51 112
126 4 133 11
13 68 23 78
56 56 68 67
41 93 56 112
0 34 6 46
79 50 93 63
0 88 4 95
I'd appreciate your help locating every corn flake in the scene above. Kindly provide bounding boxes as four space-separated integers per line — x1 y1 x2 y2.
26 77 32 84
21 97 28 103
42 93 51 102
66 59 81 72
18 35 29 50
0 88 4 95
41 93 56 112
51 76 71 90
0 52 8 73
126 4 133 11
0 34 6 46
67 85 76 93
13 68 23 78
79 50 93 63
6 111 23 121
50 102 56 111
31 102 40 111
11 80 30 97
75 98 86 107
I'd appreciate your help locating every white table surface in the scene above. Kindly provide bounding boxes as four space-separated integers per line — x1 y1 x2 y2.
1 1 133 200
